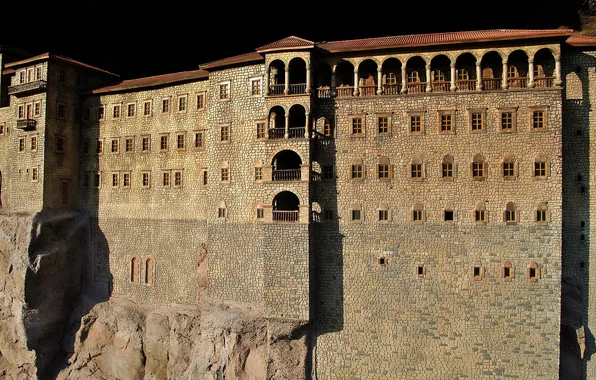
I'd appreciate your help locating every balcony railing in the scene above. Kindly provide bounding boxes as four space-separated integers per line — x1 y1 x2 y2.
16 119 37 130
268 84 285 96
8 80 47 97
289 83 306 94
383 83 400 95
272 169 301 181
432 81 450 92
508 77 528 89
336 86 354 98
317 86 331 98
534 77 555 88
456 79 476 91
268 128 285 139
483 78 501 90
358 85 376 96
406 82 426 94
288 127 305 138
272 210 299 222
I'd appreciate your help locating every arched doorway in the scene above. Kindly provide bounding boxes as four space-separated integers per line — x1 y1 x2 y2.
272 191 300 222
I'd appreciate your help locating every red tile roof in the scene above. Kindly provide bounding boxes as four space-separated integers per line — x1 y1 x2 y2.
317 29 574 52
5 53 119 77
566 35 596 47
200 52 263 70
92 69 208 94
256 36 315 52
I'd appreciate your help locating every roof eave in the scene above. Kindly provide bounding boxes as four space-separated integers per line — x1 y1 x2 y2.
256 45 315 54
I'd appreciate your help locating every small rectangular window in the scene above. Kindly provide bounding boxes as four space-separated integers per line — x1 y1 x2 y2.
202 169 208 185
127 103 135 117
377 116 389 135
412 210 423 222
98 106 105 120
31 167 39 182
111 138 119 153
34 101 42 117
505 210 517 223
534 162 547 177
113 104 121 119
31 135 38 151
417 265 425 277
378 209 388 221
143 100 152 116
532 110 545 130
160 134 168 151
219 82 230 100
162 98 170 113
351 117 363 135
411 164 422 178
378 164 390 179
501 111 513 131
193 131 203 149
470 111 484 131
112 172 119 188
0 124 5 135
444 210 454 221
441 114 452 132
442 162 453 178
410 114 423 134
142 171 151 188
351 164 363 179
122 172 131 188
122 137 132 153
256 208 264 219
94 172 101 188
173 170 183 187
57 103 66 119
256 122 266 139
254 167 263 181
221 167 229 182
176 133 185 150
536 210 547 223
162 171 170 187
97 139 103 155
141 135 150 152
56 135 65 153
351 209 361 221
322 165 334 179
324 209 334 220
220 125 230 142
177 95 187 112
472 163 484 178
60 180 69 205
251 79 261 96
19 137 25 152
503 162 515 177
197 93 205 110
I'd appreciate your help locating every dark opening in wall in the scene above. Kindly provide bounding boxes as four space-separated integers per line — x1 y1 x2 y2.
577 174 583 182
529 268 537 278
581 221 585 228
576 129 583 136
417 264 425 277
580 186 586 193
444 210 454 221
473 265 482 279
378 257 387 266
580 262 585 268
504 267 511 278
581 234 585 241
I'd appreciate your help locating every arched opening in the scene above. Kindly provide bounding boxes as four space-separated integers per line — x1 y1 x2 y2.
272 191 300 222
288 104 306 138
288 57 306 94
456 53 477 91
358 59 378 96
130 257 140 283
335 61 355 97
405 56 427 93
534 48 556 88
502 154 518 180
381 58 402 95
272 150 302 181
268 105 285 139
505 202 518 225
508 50 529 88
430 55 451 92
313 62 332 98
474 201 487 223
412 202 425 222
144 258 154 285
268 60 286 95
472 153 486 180
481 51 503 90
442 154 454 178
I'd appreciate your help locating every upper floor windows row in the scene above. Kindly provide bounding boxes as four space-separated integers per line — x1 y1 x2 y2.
16 65 44 84
86 131 204 156
218 77 265 100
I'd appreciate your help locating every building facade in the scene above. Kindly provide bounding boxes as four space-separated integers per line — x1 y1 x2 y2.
0 29 595 378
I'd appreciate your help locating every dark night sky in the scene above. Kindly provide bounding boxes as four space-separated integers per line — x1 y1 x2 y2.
0 0 585 80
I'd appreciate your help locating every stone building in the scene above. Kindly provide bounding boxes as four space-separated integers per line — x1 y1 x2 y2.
1 29 595 378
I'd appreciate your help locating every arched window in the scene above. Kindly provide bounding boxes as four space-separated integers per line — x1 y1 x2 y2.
130 256 140 283
256 201 264 220
536 202 549 224
218 201 227 219
220 161 230 183
504 202 518 225
533 154 549 177
456 69 469 80
350 158 365 180
432 70 445 82
410 156 424 180
503 261 514 280
408 71 420 83
385 72 397 85
378 156 392 180
412 202 425 223
482 67 494 78
144 258 155 286
472 154 486 180
441 154 454 178
527 261 540 281
474 201 487 223
502 155 518 180
508 65 519 78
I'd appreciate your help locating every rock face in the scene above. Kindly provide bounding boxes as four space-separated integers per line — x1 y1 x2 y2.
0 210 310 379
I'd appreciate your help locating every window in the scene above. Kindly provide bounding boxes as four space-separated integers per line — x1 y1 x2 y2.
113 104 121 119
56 135 65 153
176 133 185 150
112 172 119 188
386 72 397 84
351 207 362 222
144 258 155 286
125 137 134 153
322 165 334 179
94 172 101 188
412 202 424 223
470 110 485 132
18 104 24 119
160 134 169 151
411 157 423 179
60 180 69 205
31 167 39 182
162 98 170 113
378 209 389 222
456 69 469 81
473 264 484 280
499 109 516 132
250 78 261 96
98 106 105 121
122 172 131 188
141 135 150 152
502 156 517 179
377 115 390 135
534 154 549 177
18 70 25 84
0 124 5 135
256 207 264 220
111 138 119 153
59 69 66 83
527 262 540 281
221 167 229 182
31 135 38 151
83 108 90 121
351 116 363 136
143 100 152 116
57 103 66 119
417 264 426 277
323 119 333 137
378 157 391 180
218 202 227 218
18 137 25 152
536 202 549 224
351 163 363 180
75 72 83 86
378 257 387 266
193 131 203 149
34 101 41 117
196 93 205 110
432 69 445 82
508 65 519 78
254 167 263 181
220 124 230 142
141 171 151 188
177 95 187 112
127 103 135 117
531 109 546 130
503 261 514 280
202 169 208 185
504 202 518 225
409 112 423 134
324 209 334 221
130 257 140 284
256 122 266 139
407 70 420 83
444 209 454 222
472 154 486 180
440 113 453 133
97 139 103 155
173 170 183 187
162 171 170 187
442 154 454 179
219 81 230 100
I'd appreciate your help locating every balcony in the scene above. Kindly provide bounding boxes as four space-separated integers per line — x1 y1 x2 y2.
336 86 354 98
432 81 450 92
269 84 285 96
508 77 528 89
456 79 476 91
407 82 426 94
383 83 400 95
358 85 376 96
272 169 301 181
534 77 555 88
272 210 300 222
482 78 501 90
16 119 37 130
8 80 47 97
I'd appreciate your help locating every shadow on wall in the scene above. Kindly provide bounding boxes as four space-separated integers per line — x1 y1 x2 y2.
560 52 596 380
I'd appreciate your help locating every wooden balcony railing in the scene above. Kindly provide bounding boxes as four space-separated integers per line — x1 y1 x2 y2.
288 127 305 139
456 79 476 91
406 82 426 93
268 84 285 96
289 83 306 94
534 77 555 88
483 78 501 90
317 86 331 98
273 210 300 222
336 86 354 98
432 81 450 92
16 119 37 130
359 85 376 96
268 128 285 139
272 169 301 181
508 77 528 89
8 80 47 97
383 83 400 95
